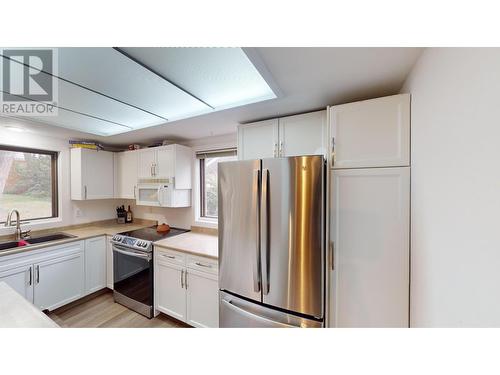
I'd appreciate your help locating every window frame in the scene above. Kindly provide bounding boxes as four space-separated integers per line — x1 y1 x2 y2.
197 148 237 220
0 145 59 224
199 158 216 219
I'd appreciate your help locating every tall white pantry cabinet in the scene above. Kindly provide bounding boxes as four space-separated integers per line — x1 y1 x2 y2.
328 93 411 327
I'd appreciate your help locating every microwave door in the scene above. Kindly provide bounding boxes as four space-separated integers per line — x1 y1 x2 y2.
218 159 262 303
261 156 325 319
136 184 161 207
158 185 171 207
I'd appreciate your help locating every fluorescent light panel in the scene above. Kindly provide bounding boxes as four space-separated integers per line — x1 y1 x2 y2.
121 47 277 112
1 48 277 136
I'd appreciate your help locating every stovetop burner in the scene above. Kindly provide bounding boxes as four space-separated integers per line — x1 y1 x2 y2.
118 226 189 242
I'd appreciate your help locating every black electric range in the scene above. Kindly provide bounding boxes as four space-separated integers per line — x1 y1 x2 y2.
111 225 189 318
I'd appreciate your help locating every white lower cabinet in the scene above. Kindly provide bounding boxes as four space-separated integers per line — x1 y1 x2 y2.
0 238 108 312
0 263 34 302
155 248 219 327
34 250 85 311
186 269 219 328
106 235 113 289
84 236 107 294
156 260 186 321
0 241 85 311
330 167 410 327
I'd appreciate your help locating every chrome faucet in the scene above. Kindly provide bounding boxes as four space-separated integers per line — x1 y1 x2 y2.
5 209 30 241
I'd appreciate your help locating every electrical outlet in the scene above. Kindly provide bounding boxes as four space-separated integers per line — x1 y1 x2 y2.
74 208 83 218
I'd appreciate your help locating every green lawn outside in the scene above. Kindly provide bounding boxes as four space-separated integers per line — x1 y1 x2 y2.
0 193 52 222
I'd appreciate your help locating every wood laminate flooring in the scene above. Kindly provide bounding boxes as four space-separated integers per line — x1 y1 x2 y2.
47 290 188 328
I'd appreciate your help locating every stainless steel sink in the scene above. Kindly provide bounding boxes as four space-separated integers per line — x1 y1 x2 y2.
0 241 23 251
25 233 76 244
0 233 76 252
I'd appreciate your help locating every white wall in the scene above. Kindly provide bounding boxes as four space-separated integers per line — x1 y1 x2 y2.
401 48 500 327
0 124 129 236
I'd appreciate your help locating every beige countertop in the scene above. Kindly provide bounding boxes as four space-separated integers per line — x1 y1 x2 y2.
0 282 59 328
0 219 156 258
63 221 155 239
155 231 218 259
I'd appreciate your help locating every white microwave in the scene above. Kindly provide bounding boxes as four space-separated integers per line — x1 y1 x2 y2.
136 182 191 208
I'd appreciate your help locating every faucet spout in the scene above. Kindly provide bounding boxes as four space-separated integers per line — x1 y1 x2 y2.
5 209 22 240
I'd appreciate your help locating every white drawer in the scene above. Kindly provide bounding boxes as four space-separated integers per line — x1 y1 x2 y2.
186 255 218 275
155 247 186 265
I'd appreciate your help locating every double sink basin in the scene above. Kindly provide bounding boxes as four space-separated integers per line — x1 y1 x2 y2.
0 233 77 252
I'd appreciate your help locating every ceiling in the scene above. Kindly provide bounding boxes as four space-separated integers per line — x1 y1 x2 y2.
1 47 423 146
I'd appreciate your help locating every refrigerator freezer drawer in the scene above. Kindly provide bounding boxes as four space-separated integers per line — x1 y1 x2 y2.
219 291 322 328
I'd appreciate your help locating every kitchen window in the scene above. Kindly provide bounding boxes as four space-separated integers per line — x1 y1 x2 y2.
197 148 237 219
0 145 58 223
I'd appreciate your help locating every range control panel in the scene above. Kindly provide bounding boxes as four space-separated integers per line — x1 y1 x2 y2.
111 235 153 252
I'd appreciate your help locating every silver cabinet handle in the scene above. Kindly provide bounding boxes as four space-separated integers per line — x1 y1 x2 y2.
84 185 87 200
195 261 212 268
261 168 270 295
330 241 335 271
184 270 188 289
162 254 175 259
331 137 336 166
181 269 184 288
279 141 283 157
252 169 261 293
36 265 40 284
28 267 32 286
273 142 277 158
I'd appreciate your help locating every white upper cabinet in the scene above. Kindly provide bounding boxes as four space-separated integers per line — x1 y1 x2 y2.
115 151 138 199
156 147 175 179
137 149 157 179
71 148 114 200
278 111 327 157
237 111 327 160
238 119 279 160
330 94 410 169
330 167 410 327
136 144 192 189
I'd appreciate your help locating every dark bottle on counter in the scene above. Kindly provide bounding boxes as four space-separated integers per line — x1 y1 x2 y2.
126 205 133 223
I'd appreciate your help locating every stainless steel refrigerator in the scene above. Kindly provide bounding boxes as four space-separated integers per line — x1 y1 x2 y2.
218 155 325 328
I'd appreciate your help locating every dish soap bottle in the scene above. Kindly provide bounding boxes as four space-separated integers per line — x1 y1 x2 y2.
126 205 133 223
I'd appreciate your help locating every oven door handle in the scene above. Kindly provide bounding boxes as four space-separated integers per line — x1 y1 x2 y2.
113 246 151 260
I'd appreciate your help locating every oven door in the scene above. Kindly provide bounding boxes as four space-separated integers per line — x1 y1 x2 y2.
113 244 153 316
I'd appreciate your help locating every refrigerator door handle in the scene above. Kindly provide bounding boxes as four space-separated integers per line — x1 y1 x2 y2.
252 169 261 293
221 298 297 328
261 168 270 295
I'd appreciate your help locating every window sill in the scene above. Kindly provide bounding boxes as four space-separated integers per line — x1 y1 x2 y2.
194 217 218 229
